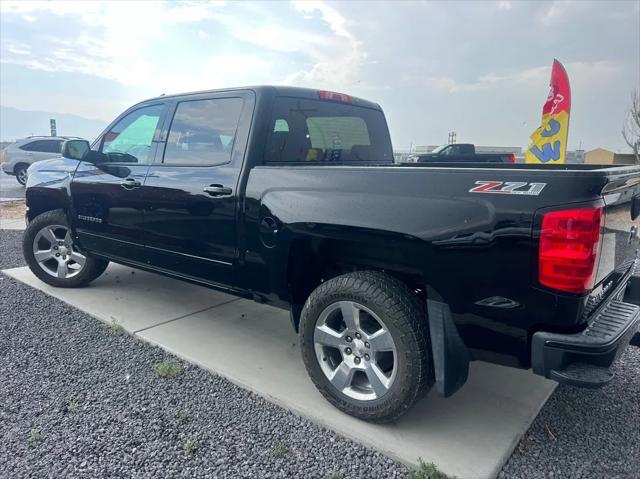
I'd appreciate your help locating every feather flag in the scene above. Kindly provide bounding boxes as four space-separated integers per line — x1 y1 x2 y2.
525 59 571 164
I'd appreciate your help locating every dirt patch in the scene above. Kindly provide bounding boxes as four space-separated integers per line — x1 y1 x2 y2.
0 201 26 220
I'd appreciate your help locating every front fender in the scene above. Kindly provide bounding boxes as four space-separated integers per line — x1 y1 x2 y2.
25 157 79 221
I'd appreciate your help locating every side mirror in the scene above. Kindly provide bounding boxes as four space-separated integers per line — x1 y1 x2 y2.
61 139 91 161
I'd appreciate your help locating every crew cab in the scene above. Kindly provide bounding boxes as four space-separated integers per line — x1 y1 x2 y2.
407 143 516 163
23 86 640 422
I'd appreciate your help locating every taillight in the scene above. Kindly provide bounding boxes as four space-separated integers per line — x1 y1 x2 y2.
538 207 603 294
318 90 352 103
508 154 516 164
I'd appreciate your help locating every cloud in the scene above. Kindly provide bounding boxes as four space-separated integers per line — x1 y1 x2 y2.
0 0 364 91
422 61 620 94
1 0 637 151
285 1 364 88
0 1 227 87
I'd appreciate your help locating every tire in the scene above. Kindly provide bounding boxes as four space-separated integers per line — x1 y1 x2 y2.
299 271 433 422
15 163 29 186
23 209 109 288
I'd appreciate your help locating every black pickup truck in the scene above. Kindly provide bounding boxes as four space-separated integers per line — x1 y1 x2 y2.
23 86 640 422
407 143 517 163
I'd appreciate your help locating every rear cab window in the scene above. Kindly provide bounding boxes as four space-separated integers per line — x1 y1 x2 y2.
265 97 393 166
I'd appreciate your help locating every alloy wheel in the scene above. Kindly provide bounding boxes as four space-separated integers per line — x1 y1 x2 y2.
32 224 86 279
314 301 397 401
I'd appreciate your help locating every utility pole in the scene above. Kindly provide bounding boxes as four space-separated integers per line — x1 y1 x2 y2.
50 119 57 137
448 131 457 144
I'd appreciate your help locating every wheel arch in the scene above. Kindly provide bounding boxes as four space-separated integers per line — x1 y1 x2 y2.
26 188 70 222
285 231 429 332
13 161 30 174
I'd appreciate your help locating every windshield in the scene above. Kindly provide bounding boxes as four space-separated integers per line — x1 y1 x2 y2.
431 145 448 154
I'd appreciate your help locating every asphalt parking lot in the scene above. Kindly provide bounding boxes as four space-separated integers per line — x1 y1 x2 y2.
0 171 25 201
1 226 639 478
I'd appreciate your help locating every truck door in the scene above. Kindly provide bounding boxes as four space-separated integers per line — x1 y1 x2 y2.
139 91 254 287
71 103 167 260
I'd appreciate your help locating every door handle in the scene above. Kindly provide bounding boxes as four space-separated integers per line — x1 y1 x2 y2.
203 185 232 196
120 177 141 189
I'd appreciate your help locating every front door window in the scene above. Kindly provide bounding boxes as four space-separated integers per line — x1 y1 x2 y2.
100 104 165 164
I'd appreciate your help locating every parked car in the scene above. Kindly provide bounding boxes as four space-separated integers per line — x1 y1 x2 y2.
22 86 640 422
1 136 78 185
407 143 516 163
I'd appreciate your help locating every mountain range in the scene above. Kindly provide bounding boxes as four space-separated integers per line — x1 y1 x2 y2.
0 105 107 142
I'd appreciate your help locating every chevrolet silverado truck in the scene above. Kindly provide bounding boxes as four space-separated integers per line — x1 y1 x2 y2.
407 143 516 163
22 86 640 422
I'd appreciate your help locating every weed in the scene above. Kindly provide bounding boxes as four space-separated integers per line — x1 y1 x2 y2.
107 319 125 336
273 443 289 458
184 436 199 456
329 472 341 479
67 394 79 413
29 428 42 443
154 360 181 379
178 408 189 421
407 459 453 479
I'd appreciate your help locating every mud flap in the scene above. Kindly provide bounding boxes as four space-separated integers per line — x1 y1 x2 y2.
289 303 303 332
427 299 470 397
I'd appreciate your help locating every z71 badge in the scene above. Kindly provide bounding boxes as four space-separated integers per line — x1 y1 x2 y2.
469 181 546 196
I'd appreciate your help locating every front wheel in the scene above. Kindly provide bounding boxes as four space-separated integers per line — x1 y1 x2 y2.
299 271 433 422
23 210 109 288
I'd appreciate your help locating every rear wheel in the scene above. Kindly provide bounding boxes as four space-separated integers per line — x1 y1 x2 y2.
15 164 28 186
23 210 109 288
299 271 433 422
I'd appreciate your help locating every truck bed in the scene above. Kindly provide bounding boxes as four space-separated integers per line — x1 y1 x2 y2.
246 162 639 367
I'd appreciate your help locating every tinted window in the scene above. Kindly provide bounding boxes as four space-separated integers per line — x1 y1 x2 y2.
20 140 62 153
101 104 165 164
20 141 41 152
265 98 393 165
163 98 244 166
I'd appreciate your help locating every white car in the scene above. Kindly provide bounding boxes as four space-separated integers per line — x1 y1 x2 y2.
1 136 78 185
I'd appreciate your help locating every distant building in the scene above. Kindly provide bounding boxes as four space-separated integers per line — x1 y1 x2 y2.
585 148 637 165
566 150 585 164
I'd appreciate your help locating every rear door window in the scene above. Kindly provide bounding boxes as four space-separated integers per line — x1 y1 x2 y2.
162 98 244 166
265 97 393 165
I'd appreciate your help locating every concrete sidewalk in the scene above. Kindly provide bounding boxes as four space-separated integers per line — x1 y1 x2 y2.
3 264 556 479
0 218 25 230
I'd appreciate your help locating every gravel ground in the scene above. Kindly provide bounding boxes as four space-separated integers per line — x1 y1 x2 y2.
1 227 639 479
0 229 408 479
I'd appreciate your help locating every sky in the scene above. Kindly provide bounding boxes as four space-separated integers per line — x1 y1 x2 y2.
1 0 639 152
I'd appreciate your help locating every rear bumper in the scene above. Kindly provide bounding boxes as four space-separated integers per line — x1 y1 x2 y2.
532 261 640 388
1 162 14 174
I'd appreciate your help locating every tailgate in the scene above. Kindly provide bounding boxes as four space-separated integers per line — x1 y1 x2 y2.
595 179 640 290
